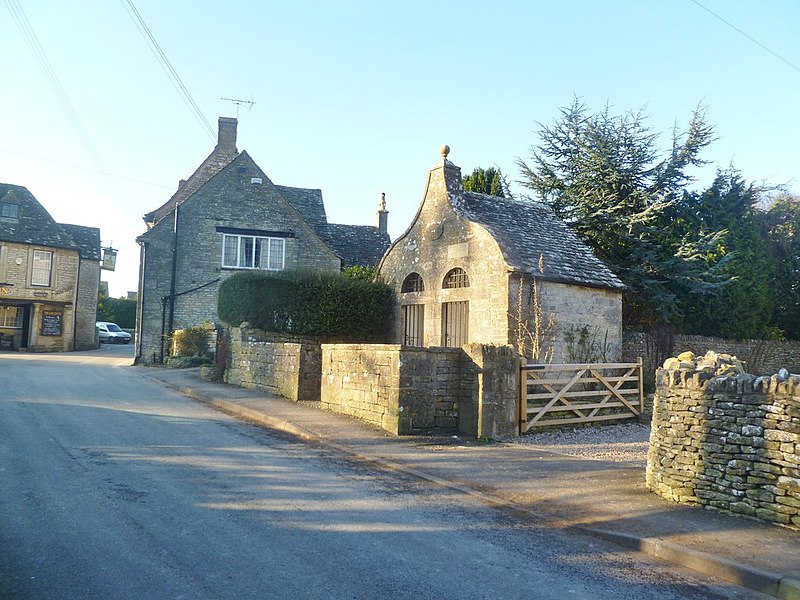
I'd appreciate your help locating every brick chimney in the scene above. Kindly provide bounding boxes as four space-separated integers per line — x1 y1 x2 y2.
217 117 238 153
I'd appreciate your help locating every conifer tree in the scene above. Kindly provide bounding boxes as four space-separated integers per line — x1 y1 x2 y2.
517 98 727 328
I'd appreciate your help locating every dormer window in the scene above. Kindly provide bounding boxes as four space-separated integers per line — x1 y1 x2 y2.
0 202 19 221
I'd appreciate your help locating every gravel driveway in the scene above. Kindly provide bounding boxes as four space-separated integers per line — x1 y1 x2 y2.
511 422 651 466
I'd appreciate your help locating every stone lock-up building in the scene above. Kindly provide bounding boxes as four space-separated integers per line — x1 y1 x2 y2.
136 117 390 365
0 183 101 352
379 146 625 361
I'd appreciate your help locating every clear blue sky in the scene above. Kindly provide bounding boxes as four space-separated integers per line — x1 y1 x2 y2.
2 0 797 297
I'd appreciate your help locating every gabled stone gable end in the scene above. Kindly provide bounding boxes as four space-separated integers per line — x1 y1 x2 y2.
379 146 624 362
135 118 391 365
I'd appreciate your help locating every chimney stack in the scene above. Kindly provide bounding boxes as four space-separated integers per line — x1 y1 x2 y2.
377 192 388 235
217 117 238 153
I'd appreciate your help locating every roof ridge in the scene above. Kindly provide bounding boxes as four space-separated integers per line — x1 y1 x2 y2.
143 144 239 226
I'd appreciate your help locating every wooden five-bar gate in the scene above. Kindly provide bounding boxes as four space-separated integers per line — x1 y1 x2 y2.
519 359 644 432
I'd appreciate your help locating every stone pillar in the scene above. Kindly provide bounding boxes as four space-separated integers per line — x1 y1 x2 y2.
377 192 388 236
462 344 519 439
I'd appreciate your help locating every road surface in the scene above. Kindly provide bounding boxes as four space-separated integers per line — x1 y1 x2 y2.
0 347 765 599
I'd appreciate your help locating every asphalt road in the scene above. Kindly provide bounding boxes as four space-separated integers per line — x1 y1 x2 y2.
0 347 767 599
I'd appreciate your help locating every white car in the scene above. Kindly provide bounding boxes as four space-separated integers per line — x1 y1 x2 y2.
96 321 132 344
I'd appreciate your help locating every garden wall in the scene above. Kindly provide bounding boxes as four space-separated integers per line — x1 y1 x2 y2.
224 327 321 401
624 331 800 376
320 343 518 437
647 365 800 530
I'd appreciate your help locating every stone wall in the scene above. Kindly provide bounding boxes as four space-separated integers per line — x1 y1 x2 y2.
321 344 478 435
74 259 100 351
624 331 800 376
320 343 519 437
224 327 321 402
521 277 622 363
647 364 800 530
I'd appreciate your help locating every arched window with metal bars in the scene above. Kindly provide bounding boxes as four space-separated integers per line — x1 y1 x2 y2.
401 272 425 293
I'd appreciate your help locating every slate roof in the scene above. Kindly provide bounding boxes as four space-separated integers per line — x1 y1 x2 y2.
0 184 101 260
275 186 328 232
60 223 102 260
276 186 389 267
322 223 390 268
452 191 625 290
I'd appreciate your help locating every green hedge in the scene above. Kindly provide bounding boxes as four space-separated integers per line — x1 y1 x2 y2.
97 296 136 328
218 270 394 342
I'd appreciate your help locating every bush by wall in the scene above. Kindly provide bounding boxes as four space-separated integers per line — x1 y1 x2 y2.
218 270 394 342
171 326 210 357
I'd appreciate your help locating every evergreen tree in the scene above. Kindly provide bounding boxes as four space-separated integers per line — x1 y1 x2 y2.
463 167 505 197
97 296 137 328
517 98 727 328
678 170 776 339
764 193 800 339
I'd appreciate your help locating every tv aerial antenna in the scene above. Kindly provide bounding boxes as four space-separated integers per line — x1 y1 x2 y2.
221 96 255 117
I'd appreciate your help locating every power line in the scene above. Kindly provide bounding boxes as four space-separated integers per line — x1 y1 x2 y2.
690 0 800 76
4 0 106 170
0 147 173 189
120 0 215 141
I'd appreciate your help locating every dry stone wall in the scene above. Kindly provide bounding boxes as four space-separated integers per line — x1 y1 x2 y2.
224 327 321 401
624 331 800 376
647 351 800 530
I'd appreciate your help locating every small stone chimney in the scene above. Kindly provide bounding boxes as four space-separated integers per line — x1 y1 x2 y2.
377 192 388 235
217 117 238 153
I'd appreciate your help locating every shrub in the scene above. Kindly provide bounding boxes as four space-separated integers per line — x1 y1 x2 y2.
342 265 381 282
171 326 209 357
165 355 212 369
218 270 394 342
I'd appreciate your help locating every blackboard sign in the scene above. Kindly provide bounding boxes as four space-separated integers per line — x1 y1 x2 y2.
0 334 13 350
41 311 62 336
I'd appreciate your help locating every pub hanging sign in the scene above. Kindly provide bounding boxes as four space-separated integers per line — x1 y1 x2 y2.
41 311 63 336
101 246 117 271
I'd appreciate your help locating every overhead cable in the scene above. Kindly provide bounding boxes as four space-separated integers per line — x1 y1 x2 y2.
4 0 106 170
121 0 216 141
690 0 800 76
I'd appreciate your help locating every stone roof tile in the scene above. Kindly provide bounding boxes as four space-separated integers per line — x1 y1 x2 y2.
323 223 390 268
60 223 102 260
0 183 101 259
275 186 328 231
453 191 624 290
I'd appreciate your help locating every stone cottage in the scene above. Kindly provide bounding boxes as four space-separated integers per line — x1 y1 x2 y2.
136 117 390 365
379 146 625 362
0 183 101 352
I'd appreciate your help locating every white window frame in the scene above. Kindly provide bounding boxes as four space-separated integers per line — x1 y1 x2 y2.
221 234 285 271
31 250 53 287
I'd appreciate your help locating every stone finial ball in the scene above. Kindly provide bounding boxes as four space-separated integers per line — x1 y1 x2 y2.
440 144 450 159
